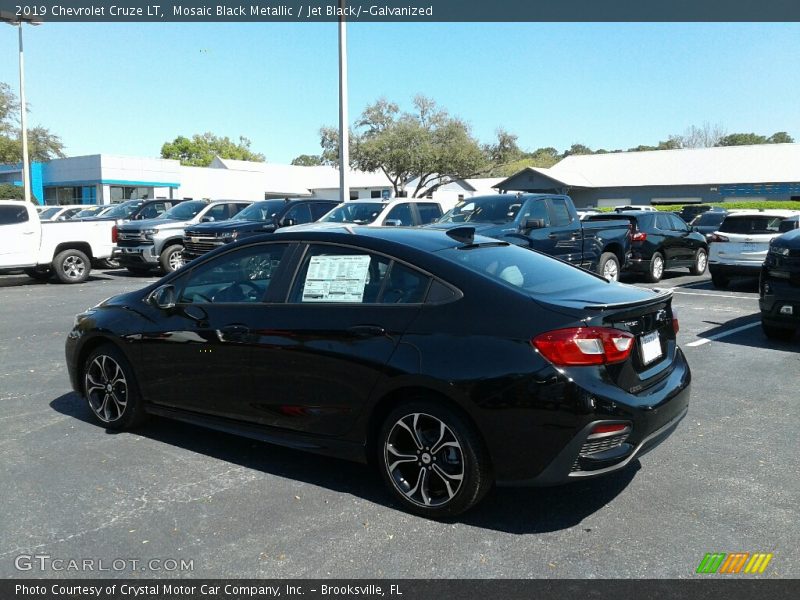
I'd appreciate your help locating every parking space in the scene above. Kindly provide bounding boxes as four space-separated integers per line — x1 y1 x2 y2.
0 268 797 578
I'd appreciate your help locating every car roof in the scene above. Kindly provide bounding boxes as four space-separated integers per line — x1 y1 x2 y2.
270 225 491 253
722 210 800 218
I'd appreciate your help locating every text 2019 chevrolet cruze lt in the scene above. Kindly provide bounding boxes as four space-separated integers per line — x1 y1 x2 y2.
66 226 690 517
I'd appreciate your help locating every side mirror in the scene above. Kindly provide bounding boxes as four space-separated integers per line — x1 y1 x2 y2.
384 219 402 227
149 285 176 310
201 216 215 223
281 218 296 227
521 218 544 231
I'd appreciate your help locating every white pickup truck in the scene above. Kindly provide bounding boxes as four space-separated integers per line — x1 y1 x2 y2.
0 200 117 283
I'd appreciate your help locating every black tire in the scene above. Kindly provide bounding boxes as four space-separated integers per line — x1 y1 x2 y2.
762 321 796 341
82 344 147 430
710 272 729 289
160 244 185 274
645 252 665 283
52 249 91 284
689 248 708 276
24 267 51 281
126 265 152 276
597 252 620 281
377 400 492 518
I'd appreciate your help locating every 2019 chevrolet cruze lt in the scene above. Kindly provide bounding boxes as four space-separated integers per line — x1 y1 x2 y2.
66 226 690 517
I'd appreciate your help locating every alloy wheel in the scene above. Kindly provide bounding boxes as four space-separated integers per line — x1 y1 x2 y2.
85 355 128 423
62 255 86 280
652 255 664 279
384 412 465 507
603 260 619 281
168 250 184 271
696 251 707 273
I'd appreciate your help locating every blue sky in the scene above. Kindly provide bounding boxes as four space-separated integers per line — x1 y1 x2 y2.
1 22 799 163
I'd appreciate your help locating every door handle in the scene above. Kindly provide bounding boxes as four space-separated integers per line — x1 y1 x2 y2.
547 233 558 240
347 325 386 337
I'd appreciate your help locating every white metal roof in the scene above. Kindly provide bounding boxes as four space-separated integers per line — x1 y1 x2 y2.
501 143 800 189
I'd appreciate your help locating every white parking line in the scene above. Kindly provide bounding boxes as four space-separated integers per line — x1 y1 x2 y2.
686 322 760 347
671 290 755 300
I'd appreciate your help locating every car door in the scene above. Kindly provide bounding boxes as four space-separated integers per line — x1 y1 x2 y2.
134 242 293 419
545 197 583 265
0 204 39 267
279 202 313 227
654 213 680 263
246 243 428 435
413 202 444 225
513 197 556 254
667 214 697 262
382 202 414 226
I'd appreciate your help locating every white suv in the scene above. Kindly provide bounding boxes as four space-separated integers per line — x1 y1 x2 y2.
708 210 800 288
292 198 447 229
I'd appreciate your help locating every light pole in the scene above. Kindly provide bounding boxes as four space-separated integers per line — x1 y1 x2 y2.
337 0 350 203
1 12 40 205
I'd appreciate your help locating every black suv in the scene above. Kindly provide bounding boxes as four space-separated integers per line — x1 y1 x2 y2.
760 228 800 340
587 211 708 282
182 198 338 261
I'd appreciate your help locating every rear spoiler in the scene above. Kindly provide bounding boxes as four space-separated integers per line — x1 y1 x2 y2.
584 288 672 311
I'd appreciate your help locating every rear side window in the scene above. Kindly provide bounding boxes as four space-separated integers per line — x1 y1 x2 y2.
290 244 430 304
436 243 602 296
720 216 784 234
0 205 29 224
417 203 443 224
655 214 672 230
548 198 572 227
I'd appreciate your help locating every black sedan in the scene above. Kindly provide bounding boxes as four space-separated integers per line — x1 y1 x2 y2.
760 228 800 340
587 211 708 282
65 227 691 517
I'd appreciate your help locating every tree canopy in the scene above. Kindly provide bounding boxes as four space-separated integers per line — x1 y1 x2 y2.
0 81 66 164
160 132 265 166
290 154 324 166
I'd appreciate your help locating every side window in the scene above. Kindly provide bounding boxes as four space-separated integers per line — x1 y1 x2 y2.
282 203 313 225
548 198 572 227
384 203 413 226
417 203 443 225
655 214 671 230
234 203 250 216
178 243 288 304
519 199 549 226
290 245 429 304
203 204 228 222
310 202 336 220
668 214 688 231
0 205 29 224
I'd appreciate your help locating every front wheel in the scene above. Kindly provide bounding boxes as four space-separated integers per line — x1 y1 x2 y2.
762 321 796 341
52 249 91 284
597 252 620 281
377 401 492 518
160 244 185 274
83 344 147 430
645 252 664 283
690 248 708 276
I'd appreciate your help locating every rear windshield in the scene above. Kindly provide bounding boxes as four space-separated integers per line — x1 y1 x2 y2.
691 212 726 227
438 197 521 224
436 243 602 295
719 215 784 235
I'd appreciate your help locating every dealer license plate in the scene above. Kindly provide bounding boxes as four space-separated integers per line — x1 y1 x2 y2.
640 331 662 365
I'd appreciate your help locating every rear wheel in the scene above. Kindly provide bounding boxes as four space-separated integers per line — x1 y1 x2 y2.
160 244 184 274
762 321 796 341
597 252 620 282
83 344 147 430
710 272 729 289
645 252 664 283
377 400 492 518
689 248 708 276
52 249 91 284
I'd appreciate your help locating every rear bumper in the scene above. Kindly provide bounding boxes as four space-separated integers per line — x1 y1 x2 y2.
708 262 762 277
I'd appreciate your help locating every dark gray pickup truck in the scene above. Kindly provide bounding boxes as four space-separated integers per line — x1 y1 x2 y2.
430 194 632 280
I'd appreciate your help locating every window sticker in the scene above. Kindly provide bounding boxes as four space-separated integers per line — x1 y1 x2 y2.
302 254 372 303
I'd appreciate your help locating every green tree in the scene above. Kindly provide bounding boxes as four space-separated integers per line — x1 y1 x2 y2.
767 131 794 144
0 182 25 200
321 95 489 197
0 81 65 164
716 133 768 146
290 154 324 166
563 143 593 156
160 132 265 166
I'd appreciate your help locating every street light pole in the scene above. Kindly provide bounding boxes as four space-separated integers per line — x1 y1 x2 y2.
338 0 350 203
17 22 31 204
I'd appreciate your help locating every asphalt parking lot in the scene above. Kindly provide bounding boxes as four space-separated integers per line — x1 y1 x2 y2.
0 268 797 579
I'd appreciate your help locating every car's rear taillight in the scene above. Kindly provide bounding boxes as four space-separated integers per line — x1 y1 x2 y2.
532 327 634 366
708 233 729 243
631 231 647 242
671 307 679 334
111 224 118 243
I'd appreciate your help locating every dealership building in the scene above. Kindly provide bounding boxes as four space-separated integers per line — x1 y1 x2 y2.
0 154 397 205
496 143 800 207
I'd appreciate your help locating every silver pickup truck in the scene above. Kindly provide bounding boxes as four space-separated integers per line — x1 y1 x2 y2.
113 200 252 274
